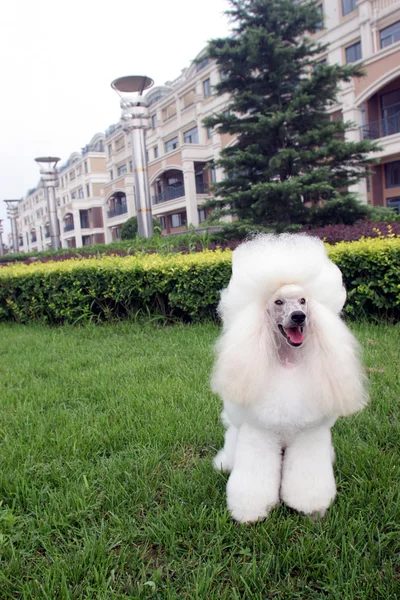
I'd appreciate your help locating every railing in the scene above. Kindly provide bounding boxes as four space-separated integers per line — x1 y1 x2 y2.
107 204 128 218
374 0 398 10
361 114 400 139
196 181 209 194
152 185 185 204
64 224 74 232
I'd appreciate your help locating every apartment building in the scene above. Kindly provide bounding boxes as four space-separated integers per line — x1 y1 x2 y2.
316 0 400 211
13 1 400 253
16 186 49 253
57 133 108 248
103 51 234 236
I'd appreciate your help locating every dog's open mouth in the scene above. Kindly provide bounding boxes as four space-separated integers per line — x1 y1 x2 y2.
278 324 304 347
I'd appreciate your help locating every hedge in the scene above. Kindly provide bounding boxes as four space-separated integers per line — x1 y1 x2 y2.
0 238 399 324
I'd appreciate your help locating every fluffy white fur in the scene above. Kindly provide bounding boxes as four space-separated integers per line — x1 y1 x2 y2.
212 233 368 523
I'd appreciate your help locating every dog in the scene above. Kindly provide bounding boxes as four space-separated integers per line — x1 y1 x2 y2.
211 233 368 522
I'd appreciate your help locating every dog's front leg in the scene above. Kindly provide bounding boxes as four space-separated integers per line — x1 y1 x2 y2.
280 425 336 517
226 423 281 523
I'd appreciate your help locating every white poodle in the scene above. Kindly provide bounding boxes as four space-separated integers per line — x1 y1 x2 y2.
212 233 368 522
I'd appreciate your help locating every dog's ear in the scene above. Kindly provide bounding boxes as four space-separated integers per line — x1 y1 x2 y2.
307 300 368 416
211 303 277 406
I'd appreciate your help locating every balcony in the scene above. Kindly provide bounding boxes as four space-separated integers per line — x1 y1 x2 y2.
64 224 74 232
361 114 400 140
152 185 185 205
107 204 128 218
196 181 209 194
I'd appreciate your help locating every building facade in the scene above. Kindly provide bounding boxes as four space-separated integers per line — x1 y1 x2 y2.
12 1 400 252
316 0 400 211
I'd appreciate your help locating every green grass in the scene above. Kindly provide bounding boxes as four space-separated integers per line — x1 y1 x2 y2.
0 321 398 599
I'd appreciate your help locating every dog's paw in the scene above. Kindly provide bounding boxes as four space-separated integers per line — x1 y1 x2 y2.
213 450 233 473
227 471 279 523
281 473 336 516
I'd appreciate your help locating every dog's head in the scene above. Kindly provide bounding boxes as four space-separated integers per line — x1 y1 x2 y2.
269 284 308 348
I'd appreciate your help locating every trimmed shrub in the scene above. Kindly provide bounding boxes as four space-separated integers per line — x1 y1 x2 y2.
0 239 399 324
307 197 369 227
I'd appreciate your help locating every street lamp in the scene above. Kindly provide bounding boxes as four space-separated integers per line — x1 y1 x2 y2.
0 219 4 256
4 199 20 253
34 156 61 250
111 75 154 238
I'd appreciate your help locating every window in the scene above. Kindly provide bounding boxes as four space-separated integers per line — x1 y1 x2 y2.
183 126 199 144
203 78 211 98
182 89 196 109
70 170 75 180
220 70 228 81
78 188 84 199
316 4 324 30
381 89 400 136
154 146 159 159
165 136 179 153
171 212 187 228
77 166 82 176
117 164 127 177
206 126 213 140
115 137 125 152
80 210 90 229
345 41 362 63
159 216 167 230
210 165 217 183
86 184 90 197
314 58 327 72
151 114 157 129
129 160 133 172
71 191 77 200
110 169 113 180
196 57 209 72
108 143 112 156
84 161 88 173
82 235 92 246
342 0 356 16
387 197 400 213
198 208 206 223
380 21 400 49
162 102 177 121
385 160 400 188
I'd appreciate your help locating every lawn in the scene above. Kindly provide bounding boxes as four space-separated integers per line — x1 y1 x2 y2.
0 321 399 599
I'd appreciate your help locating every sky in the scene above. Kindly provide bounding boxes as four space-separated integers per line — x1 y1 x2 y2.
0 0 231 237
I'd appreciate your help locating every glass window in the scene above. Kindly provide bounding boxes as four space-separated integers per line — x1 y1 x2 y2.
84 161 88 173
203 78 211 98
151 114 157 129
154 146 159 158
387 197 400 213
196 57 209 72
109 169 113 181
316 4 324 30
345 41 362 63
129 160 133 172
86 184 90 197
117 164 127 177
313 58 327 72
108 144 112 156
220 70 228 81
198 208 206 223
380 21 400 48
78 188 84 199
171 212 187 228
385 161 400 188
381 89 400 136
159 216 167 230
165 137 179 153
206 126 213 140
183 126 199 144
162 103 177 121
342 0 356 16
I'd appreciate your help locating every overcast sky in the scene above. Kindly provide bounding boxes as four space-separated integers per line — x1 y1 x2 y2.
0 0 231 237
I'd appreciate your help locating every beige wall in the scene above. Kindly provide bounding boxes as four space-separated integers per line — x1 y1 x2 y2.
354 49 400 98
90 157 107 173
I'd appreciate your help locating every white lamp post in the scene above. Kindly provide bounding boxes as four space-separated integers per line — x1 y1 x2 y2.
4 200 20 253
0 219 4 256
35 156 61 250
111 75 154 238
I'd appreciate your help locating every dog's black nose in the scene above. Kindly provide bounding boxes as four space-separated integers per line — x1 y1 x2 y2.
291 311 306 324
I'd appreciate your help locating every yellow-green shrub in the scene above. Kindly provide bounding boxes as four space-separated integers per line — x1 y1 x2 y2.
0 239 399 324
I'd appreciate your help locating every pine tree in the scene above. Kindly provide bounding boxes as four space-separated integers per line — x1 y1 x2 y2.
203 0 380 227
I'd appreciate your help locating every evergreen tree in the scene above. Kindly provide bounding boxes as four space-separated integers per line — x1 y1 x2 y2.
203 0 380 227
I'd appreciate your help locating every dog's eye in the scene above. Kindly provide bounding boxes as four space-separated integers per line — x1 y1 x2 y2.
300 298 306 304
275 299 283 305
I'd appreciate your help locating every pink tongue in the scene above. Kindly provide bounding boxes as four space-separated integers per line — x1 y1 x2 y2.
287 327 304 344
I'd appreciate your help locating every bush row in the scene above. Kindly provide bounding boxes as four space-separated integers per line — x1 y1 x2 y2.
0 238 399 324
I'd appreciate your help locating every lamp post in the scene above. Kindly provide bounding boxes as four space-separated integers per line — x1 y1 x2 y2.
111 75 154 238
0 219 4 256
34 156 61 250
4 199 20 253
